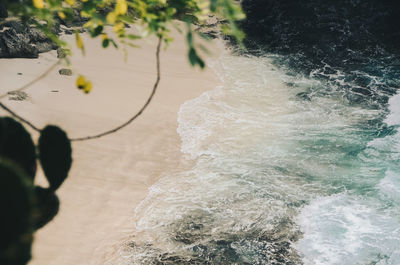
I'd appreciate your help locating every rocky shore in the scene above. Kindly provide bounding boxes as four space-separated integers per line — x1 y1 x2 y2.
0 10 87 59
0 20 57 58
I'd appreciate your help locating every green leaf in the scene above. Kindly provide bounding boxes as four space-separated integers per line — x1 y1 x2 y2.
110 39 119 48
82 1 96 12
197 56 205 68
91 25 103 37
188 47 196 66
186 23 194 46
187 31 193 46
127 34 141 40
102 38 110 48
210 0 218 12
188 47 205 69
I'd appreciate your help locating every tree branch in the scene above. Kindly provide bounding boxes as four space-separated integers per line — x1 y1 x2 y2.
0 60 60 100
70 36 163 141
0 102 42 132
0 36 163 142
0 60 60 132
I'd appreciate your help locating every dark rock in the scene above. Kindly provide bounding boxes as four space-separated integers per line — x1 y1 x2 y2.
1 20 25 32
28 27 58 53
60 25 74 35
239 0 400 108
391 58 400 66
195 15 223 39
33 42 54 53
58 68 72 76
0 21 57 58
64 28 74 35
28 27 48 42
296 92 312 101
7 91 29 101
57 47 67 58
60 9 89 28
0 27 38 58
196 27 219 39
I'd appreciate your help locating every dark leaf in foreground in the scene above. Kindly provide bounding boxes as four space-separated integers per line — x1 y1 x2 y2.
0 160 34 265
39 125 72 191
0 117 36 179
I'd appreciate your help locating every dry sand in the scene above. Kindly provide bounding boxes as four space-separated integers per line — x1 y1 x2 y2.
0 27 221 264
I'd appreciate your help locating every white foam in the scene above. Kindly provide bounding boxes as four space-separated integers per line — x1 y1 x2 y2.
117 50 400 264
378 170 400 203
295 193 400 265
385 92 400 126
177 53 295 160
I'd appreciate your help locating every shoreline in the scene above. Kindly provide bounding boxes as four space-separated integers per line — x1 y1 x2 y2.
0 28 222 265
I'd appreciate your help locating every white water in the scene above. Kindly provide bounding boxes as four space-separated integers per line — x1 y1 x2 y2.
295 86 400 264
112 50 400 264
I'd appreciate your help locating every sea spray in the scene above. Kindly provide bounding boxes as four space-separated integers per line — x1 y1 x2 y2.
104 1 400 263
295 193 400 265
106 44 400 264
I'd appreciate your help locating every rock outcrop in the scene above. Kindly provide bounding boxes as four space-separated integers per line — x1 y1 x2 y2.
0 20 57 58
195 15 224 39
0 7 89 58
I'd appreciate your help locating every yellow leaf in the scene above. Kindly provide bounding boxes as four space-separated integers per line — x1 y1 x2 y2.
102 33 108 41
65 0 75 5
113 22 124 33
58 11 66 19
80 10 91 18
83 81 92 94
32 0 44 9
83 20 93 28
76 75 86 89
75 32 84 52
197 0 209 9
106 12 117 24
115 0 128 15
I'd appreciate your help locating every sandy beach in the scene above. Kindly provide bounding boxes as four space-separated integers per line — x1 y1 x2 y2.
0 27 220 265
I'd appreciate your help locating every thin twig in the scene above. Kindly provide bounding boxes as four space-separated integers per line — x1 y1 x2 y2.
70 36 163 142
0 37 163 142
0 59 60 131
0 60 60 99
0 102 42 132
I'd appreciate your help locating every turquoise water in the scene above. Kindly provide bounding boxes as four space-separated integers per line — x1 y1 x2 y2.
111 50 400 264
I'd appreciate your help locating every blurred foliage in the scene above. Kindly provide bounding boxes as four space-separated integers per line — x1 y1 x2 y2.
0 117 72 264
38 125 72 191
0 117 37 179
2 0 244 92
0 160 34 265
0 2 244 260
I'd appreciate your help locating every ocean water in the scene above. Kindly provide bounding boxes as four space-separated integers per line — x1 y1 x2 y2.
105 1 400 263
107 46 400 264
